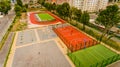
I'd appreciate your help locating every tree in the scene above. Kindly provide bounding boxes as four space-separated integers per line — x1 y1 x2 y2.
96 5 120 43
80 11 90 30
44 3 53 11
109 0 113 2
22 7 27 12
56 4 63 17
37 0 45 8
69 7 77 21
37 0 45 6
73 9 82 26
74 9 82 21
16 0 23 7
51 3 56 12
61 2 70 19
14 4 22 16
0 1 11 15
24 4 28 8
22 4 28 12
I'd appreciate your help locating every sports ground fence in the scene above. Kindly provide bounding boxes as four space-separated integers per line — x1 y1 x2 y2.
53 24 98 52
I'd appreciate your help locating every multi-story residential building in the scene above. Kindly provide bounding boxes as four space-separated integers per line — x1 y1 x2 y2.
47 0 108 12
70 0 109 12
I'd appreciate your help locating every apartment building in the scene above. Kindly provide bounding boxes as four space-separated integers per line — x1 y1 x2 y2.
47 0 109 12
70 0 109 12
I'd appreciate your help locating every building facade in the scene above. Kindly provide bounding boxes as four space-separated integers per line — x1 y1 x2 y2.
47 0 109 12
70 0 109 12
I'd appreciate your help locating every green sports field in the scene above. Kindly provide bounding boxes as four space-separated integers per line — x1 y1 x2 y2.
68 44 120 67
37 13 55 21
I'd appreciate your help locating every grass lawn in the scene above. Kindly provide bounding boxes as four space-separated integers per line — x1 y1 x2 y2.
37 13 55 21
68 44 120 67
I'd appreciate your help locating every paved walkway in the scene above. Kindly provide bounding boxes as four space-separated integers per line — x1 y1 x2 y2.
55 37 75 67
6 28 75 67
0 32 14 67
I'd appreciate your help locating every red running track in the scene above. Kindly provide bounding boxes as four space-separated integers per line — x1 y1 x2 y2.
54 26 98 52
29 11 66 25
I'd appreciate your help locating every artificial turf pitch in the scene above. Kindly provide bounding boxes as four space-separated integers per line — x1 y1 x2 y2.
37 13 55 21
68 44 120 67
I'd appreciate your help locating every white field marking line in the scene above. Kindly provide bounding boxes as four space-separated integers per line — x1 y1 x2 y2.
6 32 18 67
35 14 41 21
34 29 40 42
16 38 55 49
54 39 75 67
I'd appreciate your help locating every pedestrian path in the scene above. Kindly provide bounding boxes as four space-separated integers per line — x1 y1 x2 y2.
6 27 75 67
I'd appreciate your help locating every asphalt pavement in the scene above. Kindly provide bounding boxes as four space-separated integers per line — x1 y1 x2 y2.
0 8 15 43
0 32 14 67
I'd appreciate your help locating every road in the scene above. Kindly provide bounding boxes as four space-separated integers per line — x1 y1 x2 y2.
0 32 14 67
0 6 15 43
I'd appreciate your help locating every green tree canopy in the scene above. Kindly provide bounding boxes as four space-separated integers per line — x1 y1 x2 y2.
109 0 113 2
80 11 90 30
52 3 56 12
74 9 82 21
16 0 23 7
14 4 22 16
0 1 11 15
57 2 70 18
44 3 53 11
37 0 45 5
69 7 78 21
96 4 120 42
56 4 62 16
